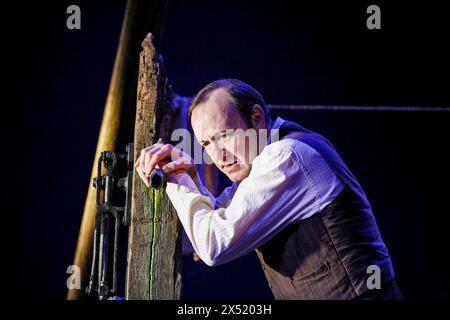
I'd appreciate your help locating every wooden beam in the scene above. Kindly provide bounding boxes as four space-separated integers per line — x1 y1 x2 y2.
125 34 182 300
68 0 168 300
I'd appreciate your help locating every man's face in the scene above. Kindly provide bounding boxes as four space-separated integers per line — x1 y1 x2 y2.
191 89 260 182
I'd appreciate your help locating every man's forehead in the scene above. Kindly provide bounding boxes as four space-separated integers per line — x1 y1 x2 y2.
191 89 239 130
198 89 234 114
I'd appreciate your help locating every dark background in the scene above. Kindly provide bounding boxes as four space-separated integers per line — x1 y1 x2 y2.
3 0 449 299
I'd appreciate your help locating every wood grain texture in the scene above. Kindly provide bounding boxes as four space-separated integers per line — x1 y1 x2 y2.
68 0 169 300
125 34 182 300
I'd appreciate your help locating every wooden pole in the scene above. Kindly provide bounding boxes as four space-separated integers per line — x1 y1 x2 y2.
125 34 182 300
68 0 168 300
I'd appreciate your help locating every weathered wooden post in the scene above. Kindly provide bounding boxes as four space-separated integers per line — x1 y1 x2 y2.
125 34 183 300
68 0 169 300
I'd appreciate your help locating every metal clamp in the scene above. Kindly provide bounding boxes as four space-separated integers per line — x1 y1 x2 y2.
86 143 133 300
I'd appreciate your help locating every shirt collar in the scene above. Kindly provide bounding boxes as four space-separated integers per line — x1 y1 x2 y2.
267 116 286 145
232 117 286 189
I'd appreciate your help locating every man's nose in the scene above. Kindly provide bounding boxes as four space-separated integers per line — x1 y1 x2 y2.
209 142 230 164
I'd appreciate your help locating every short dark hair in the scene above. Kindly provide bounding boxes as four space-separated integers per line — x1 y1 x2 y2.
188 79 271 127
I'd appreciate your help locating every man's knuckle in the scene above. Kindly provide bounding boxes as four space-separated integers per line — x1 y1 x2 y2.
161 144 171 152
155 148 166 157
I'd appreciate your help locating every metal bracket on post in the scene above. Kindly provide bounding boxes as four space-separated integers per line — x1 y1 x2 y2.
86 143 134 300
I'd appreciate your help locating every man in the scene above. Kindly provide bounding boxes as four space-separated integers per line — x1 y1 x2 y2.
135 79 402 300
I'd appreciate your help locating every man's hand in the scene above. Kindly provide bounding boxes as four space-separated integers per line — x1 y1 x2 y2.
135 142 197 188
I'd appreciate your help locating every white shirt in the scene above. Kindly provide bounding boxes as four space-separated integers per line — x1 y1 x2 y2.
165 117 344 266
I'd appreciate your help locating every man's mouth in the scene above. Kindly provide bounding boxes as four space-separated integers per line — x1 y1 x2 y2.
221 160 238 171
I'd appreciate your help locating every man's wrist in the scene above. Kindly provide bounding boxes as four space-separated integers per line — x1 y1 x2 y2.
167 170 199 192
191 169 202 188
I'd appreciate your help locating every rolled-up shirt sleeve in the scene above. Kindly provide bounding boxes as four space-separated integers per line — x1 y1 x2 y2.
165 139 344 266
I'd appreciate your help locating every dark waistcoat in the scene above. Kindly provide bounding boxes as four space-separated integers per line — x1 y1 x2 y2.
255 120 395 299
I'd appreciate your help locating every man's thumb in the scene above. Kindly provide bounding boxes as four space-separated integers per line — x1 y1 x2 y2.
162 159 188 174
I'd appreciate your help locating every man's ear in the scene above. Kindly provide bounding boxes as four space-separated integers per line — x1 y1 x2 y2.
250 104 266 129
